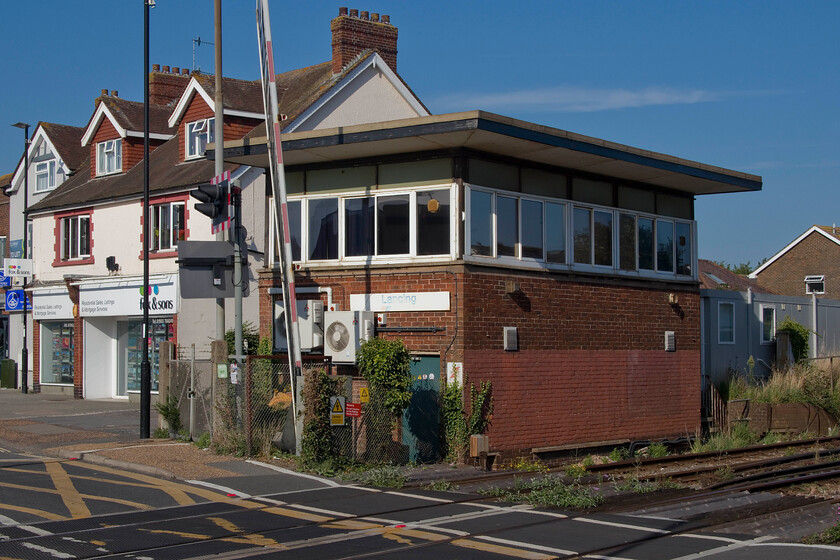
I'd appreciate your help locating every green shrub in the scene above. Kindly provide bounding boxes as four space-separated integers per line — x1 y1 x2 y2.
357 338 412 417
482 475 603 509
441 381 467 463
778 316 810 362
648 442 668 458
300 370 343 466
225 321 261 357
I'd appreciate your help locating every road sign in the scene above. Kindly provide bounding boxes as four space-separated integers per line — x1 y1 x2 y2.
0 271 11 288
359 387 370 403
5 258 32 277
345 402 361 418
5 289 31 312
330 396 345 426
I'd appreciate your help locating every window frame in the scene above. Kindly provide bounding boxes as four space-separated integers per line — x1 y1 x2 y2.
150 201 186 253
760 304 776 344
53 209 94 266
805 275 825 295
96 139 122 176
186 118 215 160
718 301 735 345
35 160 56 192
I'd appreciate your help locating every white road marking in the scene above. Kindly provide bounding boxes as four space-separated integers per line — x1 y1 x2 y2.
575 516 670 534
245 459 341 487
21 542 74 558
476 535 577 556
185 480 251 498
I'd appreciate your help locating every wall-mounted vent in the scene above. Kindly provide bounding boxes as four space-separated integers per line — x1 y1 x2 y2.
503 327 518 351
664 331 676 352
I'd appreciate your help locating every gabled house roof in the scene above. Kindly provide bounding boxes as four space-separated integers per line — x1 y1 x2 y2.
748 225 840 278
0 173 11 191
81 95 175 146
167 75 265 127
6 121 86 195
699 259 776 293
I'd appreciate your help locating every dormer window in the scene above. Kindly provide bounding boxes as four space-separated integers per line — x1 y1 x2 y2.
186 118 214 159
36 160 57 192
96 139 122 176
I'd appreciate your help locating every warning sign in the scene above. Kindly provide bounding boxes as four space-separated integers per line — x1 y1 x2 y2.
330 396 346 426
346 402 361 418
359 387 370 403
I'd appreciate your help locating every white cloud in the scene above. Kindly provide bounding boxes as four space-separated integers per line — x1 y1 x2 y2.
433 85 722 113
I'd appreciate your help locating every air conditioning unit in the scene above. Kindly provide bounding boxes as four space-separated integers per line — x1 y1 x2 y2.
274 299 324 352
324 310 374 364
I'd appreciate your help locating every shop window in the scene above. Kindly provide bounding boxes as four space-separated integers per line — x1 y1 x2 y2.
36 160 56 192
761 305 776 344
521 199 543 259
96 139 121 175
377 194 409 255
186 118 214 159
469 190 493 257
545 202 566 264
496 195 518 257
719 302 735 344
41 321 74 384
307 197 338 260
119 318 173 395
416 189 450 256
150 202 185 252
61 214 91 261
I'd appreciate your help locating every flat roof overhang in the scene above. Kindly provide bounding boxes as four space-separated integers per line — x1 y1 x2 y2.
214 111 762 196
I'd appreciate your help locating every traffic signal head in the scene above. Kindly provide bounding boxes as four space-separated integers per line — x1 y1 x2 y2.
191 182 228 219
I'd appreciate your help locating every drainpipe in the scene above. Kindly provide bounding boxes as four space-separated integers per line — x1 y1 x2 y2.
811 292 818 359
746 287 753 361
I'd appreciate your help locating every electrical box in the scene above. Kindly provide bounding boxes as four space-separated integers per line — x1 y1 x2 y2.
503 326 518 351
664 331 676 352
470 434 489 457
324 310 374 364
274 299 324 352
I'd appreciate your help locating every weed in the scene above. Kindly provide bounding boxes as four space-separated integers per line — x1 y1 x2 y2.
801 505 840 545
581 455 595 468
784 446 797 456
480 475 603 509
565 463 588 480
193 432 211 449
608 447 629 462
714 466 735 481
356 465 407 488
692 422 758 452
508 457 548 473
615 476 680 493
423 479 459 492
647 442 669 458
153 427 169 439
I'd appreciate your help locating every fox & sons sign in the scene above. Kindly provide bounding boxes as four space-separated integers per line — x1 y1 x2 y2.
79 277 178 317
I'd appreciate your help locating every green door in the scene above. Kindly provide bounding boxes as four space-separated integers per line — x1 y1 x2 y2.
401 355 441 463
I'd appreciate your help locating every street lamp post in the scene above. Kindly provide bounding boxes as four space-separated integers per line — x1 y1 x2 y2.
12 122 30 394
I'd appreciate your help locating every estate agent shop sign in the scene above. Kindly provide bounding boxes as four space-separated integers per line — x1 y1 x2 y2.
79 279 178 317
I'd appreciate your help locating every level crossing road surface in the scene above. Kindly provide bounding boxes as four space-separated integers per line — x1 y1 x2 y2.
1 452 838 560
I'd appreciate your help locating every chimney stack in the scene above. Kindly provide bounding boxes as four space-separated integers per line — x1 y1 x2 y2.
111 90 118 97
149 62 191 106
101 89 108 96
332 7 397 74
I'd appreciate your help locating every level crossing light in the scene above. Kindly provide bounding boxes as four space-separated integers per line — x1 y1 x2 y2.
191 182 229 219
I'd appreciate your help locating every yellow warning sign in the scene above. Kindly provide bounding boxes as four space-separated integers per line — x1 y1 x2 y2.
329 397 346 426
359 387 370 403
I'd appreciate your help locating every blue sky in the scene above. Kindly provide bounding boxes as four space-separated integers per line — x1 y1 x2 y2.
1 1 837 268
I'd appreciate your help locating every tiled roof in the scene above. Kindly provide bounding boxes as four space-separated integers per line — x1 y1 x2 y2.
815 225 840 240
0 173 12 190
192 74 265 115
93 96 175 136
27 135 237 214
40 122 87 170
699 259 776 293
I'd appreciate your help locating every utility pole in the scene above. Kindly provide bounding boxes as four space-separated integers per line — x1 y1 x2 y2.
140 0 153 438
213 0 225 342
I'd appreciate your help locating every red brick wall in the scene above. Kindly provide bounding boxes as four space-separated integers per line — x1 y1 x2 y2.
331 11 398 73
149 70 190 106
178 97 260 161
259 264 701 455
754 231 840 299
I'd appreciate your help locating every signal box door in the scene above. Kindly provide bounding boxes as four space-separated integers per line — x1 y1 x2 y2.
401 355 441 463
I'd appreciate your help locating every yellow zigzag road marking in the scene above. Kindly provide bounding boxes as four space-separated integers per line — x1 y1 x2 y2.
208 516 284 548
45 462 91 519
263 506 334 522
0 480 154 512
452 538 558 559
0 502 65 521
139 528 212 540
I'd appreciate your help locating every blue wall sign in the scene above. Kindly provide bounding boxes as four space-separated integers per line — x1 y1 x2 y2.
0 271 11 288
5 289 31 312
9 240 22 259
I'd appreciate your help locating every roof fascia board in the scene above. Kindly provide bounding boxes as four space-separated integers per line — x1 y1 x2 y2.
125 131 173 141
225 109 263 120
284 52 429 133
81 103 127 147
167 77 213 128
749 226 840 278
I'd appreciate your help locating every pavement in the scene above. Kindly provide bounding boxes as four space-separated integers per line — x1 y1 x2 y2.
0 388 480 485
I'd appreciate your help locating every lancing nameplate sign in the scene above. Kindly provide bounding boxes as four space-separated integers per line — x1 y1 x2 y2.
350 291 450 312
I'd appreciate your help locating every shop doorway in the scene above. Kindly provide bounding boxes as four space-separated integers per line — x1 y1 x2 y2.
116 318 173 397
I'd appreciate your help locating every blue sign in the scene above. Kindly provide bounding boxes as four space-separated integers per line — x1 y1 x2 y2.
9 239 22 259
5 289 31 312
0 271 10 288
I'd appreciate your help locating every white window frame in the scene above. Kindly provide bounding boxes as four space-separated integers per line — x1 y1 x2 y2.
61 215 91 261
186 118 215 159
805 275 825 295
150 202 185 252
760 304 776 344
35 160 56 192
718 301 735 345
96 139 122 176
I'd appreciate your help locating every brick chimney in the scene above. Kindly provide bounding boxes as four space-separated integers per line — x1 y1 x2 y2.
331 7 397 74
149 63 191 106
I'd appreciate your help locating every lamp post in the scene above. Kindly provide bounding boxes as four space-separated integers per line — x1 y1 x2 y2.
12 121 30 394
140 0 153 438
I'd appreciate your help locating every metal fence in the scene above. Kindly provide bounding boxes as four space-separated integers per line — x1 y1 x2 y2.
166 346 214 440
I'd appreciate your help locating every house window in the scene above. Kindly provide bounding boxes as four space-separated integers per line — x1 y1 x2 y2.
805 275 825 295
96 139 122 175
35 160 56 192
186 118 215 159
150 202 185 252
61 215 91 260
760 305 776 344
718 302 735 344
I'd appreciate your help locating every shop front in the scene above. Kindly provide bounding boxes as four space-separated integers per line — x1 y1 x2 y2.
76 274 178 400
32 288 76 391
